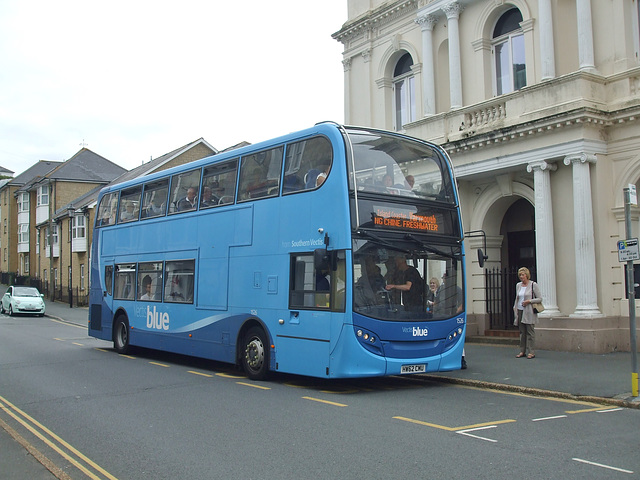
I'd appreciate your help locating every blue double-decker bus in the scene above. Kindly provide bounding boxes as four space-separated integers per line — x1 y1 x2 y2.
88 122 467 379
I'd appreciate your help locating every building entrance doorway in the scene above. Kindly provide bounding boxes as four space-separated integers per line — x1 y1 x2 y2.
485 199 536 330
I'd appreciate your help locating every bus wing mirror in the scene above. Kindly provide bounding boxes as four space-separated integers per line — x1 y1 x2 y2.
477 248 488 268
314 248 331 271
314 249 338 271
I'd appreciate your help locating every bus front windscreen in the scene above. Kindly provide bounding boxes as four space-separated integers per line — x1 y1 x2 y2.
352 238 463 322
346 128 456 204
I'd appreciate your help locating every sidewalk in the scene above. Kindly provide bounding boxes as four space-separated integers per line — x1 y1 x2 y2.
41 299 640 408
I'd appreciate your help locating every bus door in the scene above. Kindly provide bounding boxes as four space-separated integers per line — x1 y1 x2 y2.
100 261 115 332
276 250 345 377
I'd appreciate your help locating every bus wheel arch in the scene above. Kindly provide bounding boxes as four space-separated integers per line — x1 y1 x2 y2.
238 320 271 380
113 310 131 354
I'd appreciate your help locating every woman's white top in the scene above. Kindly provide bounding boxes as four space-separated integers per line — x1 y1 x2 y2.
517 285 527 310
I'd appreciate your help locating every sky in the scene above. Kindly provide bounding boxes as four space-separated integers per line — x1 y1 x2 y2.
0 0 346 175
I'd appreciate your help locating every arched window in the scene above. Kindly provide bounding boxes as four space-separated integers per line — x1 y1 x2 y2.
393 53 416 130
493 8 526 95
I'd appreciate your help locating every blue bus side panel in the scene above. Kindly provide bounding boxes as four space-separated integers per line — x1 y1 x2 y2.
275 337 330 377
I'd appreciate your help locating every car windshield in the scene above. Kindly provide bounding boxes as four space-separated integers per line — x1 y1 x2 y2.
13 287 41 297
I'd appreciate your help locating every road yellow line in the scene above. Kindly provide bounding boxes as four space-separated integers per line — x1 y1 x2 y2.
149 362 169 368
302 396 347 407
215 372 244 379
0 394 118 479
566 406 619 414
188 370 213 378
0 416 72 480
237 382 271 390
393 416 516 431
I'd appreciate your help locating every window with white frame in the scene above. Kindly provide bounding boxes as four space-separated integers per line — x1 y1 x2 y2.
45 225 58 247
24 255 29 274
37 185 49 206
80 264 85 290
493 8 526 96
18 224 28 243
72 215 86 239
18 193 29 212
393 53 416 131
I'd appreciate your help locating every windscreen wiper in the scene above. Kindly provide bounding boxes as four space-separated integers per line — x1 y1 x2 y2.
404 233 459 259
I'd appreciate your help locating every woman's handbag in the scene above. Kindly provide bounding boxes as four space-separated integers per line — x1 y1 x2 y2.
532 282 544 313
532 302 545 314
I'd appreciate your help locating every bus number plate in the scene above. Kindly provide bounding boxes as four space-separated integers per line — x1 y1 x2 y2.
401 364 426 374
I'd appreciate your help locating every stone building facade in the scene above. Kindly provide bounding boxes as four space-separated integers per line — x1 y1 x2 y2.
333 0 640 352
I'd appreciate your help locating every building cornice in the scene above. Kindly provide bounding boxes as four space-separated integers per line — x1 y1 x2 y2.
332 0 418 46
442 107 628 155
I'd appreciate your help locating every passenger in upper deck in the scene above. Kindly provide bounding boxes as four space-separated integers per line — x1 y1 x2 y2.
120 201 136 221
177 187 198 211
405 175 415 189
200 186 219 208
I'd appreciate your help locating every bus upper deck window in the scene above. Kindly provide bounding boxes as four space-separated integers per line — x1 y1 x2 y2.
96 192 118 227
169 169 201 214
238 147 283 201
141 179 169 219
201 159 238 208
283 137 333 195
119 187 142 223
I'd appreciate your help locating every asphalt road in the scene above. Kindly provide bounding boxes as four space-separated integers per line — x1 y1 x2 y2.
1 313 638 480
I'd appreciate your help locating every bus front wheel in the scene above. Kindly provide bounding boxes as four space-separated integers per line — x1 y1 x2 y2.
113 316 130 354
242 327 269 380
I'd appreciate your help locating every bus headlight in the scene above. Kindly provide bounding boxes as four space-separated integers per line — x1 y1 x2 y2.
443 325 465 351
353 326 382 355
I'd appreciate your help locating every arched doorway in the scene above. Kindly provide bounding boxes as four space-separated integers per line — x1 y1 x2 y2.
486 198 536 330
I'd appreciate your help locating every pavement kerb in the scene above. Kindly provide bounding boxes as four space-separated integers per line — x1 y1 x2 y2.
418 374 640 410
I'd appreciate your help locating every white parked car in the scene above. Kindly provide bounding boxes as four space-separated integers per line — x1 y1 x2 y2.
1 286 46 316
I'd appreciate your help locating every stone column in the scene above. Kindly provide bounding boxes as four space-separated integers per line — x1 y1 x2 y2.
538 0 556 80
442 2 463 109
342 57 352 123
576 0 596 72
527 160 560 315
563 153 603 317
415 14 437 116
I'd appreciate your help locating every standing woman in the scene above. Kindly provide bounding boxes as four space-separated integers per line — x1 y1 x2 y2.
513 267 543 359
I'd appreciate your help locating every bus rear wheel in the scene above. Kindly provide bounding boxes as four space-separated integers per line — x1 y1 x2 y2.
242 327 269 380
113 316 130 354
